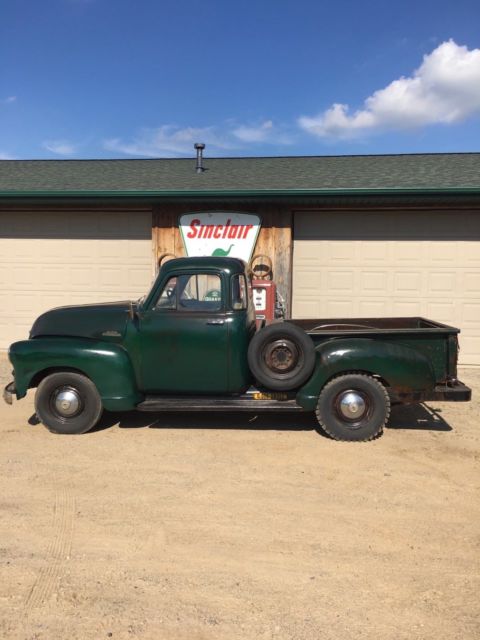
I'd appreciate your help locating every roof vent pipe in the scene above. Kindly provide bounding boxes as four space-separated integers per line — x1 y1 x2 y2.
194 142 205 173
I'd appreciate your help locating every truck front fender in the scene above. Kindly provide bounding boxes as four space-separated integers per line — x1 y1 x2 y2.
9 337 141 411
296 338 436 411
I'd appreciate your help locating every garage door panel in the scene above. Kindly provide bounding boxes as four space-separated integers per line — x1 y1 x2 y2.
0 210 152 348
358 242 391 263
357 299 389 316
70 240 99 258
293 211 480 366
326 270 354 292
325 300 354 317
462 335 480 362
391 299 426 317
295 270 322 291
70 267 95 286
128 266 153 289
462 302 480 326
462 242 480 265
428 271 457 294
359 271 389 293
394 241 424 263
463 272 480 294
12 293 35 314
125 239 155 261
0 317 31 347
427 241 458 264
425 301 457 325
393 271 424 294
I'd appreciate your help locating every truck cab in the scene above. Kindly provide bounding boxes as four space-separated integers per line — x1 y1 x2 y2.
128 257 256 394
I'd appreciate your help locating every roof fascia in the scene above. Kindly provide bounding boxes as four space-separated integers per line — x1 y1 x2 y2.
1 187 480 199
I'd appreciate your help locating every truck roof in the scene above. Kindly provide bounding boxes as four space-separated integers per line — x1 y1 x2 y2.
161 256 247 275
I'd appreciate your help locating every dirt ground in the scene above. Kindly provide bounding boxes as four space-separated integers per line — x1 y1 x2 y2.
0 355 479 640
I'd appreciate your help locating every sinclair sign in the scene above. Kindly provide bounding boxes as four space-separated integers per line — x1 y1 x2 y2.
179 212 261 262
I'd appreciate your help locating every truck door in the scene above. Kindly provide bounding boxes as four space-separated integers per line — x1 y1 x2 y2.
138 271 229 393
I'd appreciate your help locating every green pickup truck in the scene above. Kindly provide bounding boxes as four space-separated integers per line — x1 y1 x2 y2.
3 256 471 441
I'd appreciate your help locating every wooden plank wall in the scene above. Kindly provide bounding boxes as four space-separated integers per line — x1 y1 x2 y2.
152 203 294 315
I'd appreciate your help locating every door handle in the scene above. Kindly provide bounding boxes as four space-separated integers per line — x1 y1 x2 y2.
206 319 225 325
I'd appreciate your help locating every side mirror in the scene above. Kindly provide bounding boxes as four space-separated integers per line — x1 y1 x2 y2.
128 302 143 322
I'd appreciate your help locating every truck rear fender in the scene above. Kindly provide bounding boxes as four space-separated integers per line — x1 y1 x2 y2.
8 337 141 411
296 337 436 411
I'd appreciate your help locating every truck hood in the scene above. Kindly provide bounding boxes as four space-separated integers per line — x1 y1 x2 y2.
30 301 135 341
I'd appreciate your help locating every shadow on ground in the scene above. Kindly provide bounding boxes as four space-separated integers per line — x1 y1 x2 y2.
44 402 452 437
387 403 451 431
27 403 452 437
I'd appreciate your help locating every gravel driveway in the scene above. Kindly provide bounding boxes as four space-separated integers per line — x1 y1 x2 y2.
1 351 479 640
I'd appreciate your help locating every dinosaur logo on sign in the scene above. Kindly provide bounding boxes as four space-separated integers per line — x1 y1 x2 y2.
212 244 234 257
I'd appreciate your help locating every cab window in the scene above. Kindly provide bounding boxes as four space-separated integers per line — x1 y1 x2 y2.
155 273 223 312
155 276 178 309
231 274 248 310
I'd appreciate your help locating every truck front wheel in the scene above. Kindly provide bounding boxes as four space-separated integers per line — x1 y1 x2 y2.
316 374 390 441
35 372 103 435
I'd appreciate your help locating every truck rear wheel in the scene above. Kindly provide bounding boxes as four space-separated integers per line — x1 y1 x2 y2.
35 372 103 435
247 323 315 391
316 374 390 441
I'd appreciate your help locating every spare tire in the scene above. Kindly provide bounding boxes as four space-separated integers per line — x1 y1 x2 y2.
247 323 316 391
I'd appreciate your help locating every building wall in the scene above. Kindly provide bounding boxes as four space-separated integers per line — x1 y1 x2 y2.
1 198 479 365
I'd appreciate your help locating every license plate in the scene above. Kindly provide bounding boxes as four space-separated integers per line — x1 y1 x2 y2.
252 392 288 401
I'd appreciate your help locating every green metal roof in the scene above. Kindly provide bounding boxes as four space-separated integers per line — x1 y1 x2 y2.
0 153 479 197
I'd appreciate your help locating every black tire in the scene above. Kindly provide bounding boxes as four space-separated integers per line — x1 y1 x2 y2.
316 374 390 442
247 322 316 391
34 372 103 435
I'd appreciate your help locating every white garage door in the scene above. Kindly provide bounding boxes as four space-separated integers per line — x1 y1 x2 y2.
293 210 480 366
0 210 153 349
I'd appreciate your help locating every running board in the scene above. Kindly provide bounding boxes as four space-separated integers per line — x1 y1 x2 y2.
136 392 304 413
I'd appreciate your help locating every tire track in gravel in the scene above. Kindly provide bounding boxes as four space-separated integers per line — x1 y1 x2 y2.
25 487 75 610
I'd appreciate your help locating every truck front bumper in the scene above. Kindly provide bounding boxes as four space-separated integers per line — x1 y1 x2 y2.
425 380 472 402
3 381 16 405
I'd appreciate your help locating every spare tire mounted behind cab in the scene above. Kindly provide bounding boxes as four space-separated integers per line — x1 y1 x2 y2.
247 322 316 391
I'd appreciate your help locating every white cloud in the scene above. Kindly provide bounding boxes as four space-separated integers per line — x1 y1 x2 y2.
105 120 293 157
0 151 15 159
43 140 77 155
104 125 234 157
1 96 16 104
233 120 274 143
299 40 480 139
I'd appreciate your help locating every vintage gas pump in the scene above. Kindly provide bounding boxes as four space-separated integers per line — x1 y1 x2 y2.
250 254 285 327
157 253 176 273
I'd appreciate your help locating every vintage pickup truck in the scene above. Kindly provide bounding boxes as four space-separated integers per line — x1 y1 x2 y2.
3 256 471 441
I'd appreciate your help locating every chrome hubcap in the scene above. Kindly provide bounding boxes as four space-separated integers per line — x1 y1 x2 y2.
53 387 81 418
338 391 367 420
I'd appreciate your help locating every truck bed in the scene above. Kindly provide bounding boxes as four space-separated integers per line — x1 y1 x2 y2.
288 317 459 385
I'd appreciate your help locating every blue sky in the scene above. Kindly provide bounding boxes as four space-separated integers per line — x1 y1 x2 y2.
1 0 480 159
